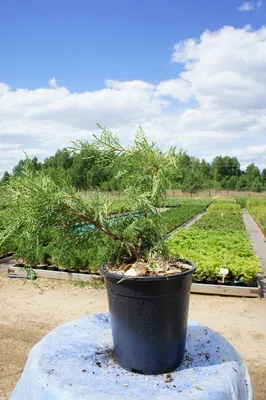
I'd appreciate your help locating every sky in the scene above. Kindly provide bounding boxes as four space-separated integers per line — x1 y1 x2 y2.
1 0 266 175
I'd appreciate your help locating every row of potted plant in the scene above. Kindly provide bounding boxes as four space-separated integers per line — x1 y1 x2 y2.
167 203 261 286
246 198 266 236
1 198 260 286
6 201 209 272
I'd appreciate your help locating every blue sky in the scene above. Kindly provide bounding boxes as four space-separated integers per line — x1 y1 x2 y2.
1 0 264 90
1 0 266 174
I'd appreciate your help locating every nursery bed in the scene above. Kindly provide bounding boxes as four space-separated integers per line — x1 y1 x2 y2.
0 264 260 297
191 282 260 298
1 204 262 298
165 210 206 238
0 264 103 282
167 203 261 293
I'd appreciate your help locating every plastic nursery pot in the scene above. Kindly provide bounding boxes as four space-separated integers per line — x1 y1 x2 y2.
35 265 48 270
244 281 257 288
15 258 24 267
46 265 59 271
217 280 230 286
100 260 196 375
192 278 206 284
229 280 244 286
206 278 218 285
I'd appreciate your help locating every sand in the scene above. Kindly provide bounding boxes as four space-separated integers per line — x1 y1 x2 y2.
0 276 266 400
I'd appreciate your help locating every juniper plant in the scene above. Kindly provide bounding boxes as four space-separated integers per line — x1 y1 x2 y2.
0 127 182 268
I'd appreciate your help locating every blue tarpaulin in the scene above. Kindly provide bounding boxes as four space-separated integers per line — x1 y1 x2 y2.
11 313 252 400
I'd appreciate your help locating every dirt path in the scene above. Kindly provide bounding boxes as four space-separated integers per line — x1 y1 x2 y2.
0 276 266 400
242 211 266 297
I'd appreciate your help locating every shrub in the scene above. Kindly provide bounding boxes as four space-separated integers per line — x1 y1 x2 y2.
236 197 247 208
247 199 266 233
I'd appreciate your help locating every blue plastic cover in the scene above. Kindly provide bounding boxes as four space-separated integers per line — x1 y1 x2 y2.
11 313 252 400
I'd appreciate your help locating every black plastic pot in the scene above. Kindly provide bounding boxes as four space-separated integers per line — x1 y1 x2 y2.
229 280 244 286
217 280 230 286
206 279 217 285
46 265 59 271
192 278 206 284
244 281 257 287
35 265 47 270
100 260 196 375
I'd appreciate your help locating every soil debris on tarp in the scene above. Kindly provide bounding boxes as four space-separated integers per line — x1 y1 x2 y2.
106 258 193 277
165 373 174 383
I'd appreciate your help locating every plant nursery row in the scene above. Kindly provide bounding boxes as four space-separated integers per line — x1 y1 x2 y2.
167 203 261 286
0 199 210 273
246 198 266 236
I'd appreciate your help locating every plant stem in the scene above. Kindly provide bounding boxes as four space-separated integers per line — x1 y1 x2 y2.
62 206 140 260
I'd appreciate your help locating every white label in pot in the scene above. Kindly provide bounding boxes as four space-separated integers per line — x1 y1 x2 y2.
220 268 229 275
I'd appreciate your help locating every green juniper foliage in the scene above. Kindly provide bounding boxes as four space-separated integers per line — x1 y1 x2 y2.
0 127 182 267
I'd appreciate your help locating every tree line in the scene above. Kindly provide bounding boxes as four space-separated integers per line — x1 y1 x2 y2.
1 146 266 193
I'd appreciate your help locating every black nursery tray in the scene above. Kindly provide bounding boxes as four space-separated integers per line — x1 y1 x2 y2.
0 263 260 297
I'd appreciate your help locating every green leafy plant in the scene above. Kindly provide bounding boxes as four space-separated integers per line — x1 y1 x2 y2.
194 203 245 231
236 197 247 209
247 198 266 234
155 202 210 234
167 201 261 284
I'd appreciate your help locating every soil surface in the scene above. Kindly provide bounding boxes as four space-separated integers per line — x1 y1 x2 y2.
0 276 266 400
108 259 194 277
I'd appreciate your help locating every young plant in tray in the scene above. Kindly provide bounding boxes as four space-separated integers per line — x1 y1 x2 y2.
0 126 196 375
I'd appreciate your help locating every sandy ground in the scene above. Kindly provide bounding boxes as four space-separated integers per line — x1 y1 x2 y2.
0 276 266 400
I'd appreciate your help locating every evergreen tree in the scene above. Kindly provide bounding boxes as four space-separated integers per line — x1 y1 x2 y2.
0 171 10 186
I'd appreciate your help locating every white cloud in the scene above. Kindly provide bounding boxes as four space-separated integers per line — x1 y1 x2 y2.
237 2 255 11
0 83 10 96
237 0 263 10
49 77 58 89
172 25 266 109
1 25 266 175
228 145 266 170
156 79 192 102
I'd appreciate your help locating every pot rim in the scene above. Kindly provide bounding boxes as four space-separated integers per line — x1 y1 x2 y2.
100 259 196 282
